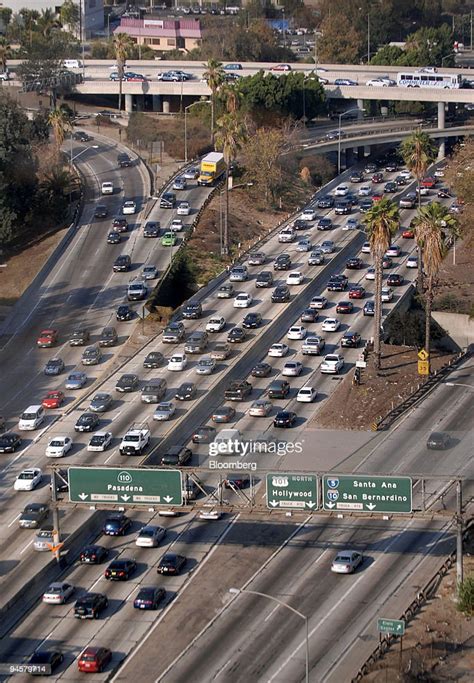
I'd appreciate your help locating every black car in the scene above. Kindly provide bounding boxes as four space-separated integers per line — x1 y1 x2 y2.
143 351 164 368
363 301 375 316
80 545 109 564
104 558 137 580
157 553 187 575
242 313 262 329
350 171 364 183
317 195 334 209
327 275 348 291
256 271 274 287
112 217 128 232
384 181 397 193
73 131 92 142
74 412 100 433
224 475 249 490
274 411 297 428
94 204 108 219
116 304 134 321
192 426 216 444
99 326 118 347
175 382 197 401
317 217 333 230
273 254 291 271
69 327 90 346
427 432 451 450
182 302 202 319
28 650 64 674
335 200 352 215
272 285 291 303
51 469 69 493
437 188 451 198
113 254 131 272
103 514 132 536
341 331 362 348
224 380 253 401
251 362 272 378
107 231 121 244
385 161 398 172
143 221 160 237
118 152 132 168
19 502 49 529
160 192 176 208
359 198 373 212
161 445 192 466
227 326 247 343
115 374 139 392
346 257 364 270
74 592 108 619
293 219 308 231
134 586 166 610
387 273 404 286
267 380 290 399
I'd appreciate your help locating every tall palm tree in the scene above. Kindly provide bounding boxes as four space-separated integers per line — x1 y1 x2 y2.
412 202 458 368
399 130 436 289
113 33 133 111
215 112 247 255
202 58 225 145
37 8 59 37
363 198 399 370
48 107 73 156
220 83 243 115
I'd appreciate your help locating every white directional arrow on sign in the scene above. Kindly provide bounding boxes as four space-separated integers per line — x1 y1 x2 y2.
269 500 279 507
78 493 88 500
163 496 173 503
325 501 335 509
121 495 130 501
306 502 316 508
366 503 376 510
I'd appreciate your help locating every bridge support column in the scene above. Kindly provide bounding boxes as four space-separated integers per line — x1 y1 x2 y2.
357 99 364 118
152 95 162 112
124 94 133 113
135 95 145 112
162 98 170 114
346 148 355 167
437 101 446 160
357 146 365 160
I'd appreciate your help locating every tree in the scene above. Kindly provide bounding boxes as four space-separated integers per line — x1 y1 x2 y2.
202 58 225 145
242 125 295 205
412 201 458 366
60 0 80 36
317 14 364 64
370 44 405 66
113 33 134 111
0 38 11 73
363 198 400 369
48 107 73 156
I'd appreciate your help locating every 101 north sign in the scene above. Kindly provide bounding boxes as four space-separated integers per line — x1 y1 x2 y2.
266 472 318 510
322 475 412 513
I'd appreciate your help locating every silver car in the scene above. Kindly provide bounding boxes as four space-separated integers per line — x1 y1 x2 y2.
34 528 55 551
65 372 87 390
282 361 303 377
153 401 176 421
248 399 273 417
248 252 266 266
195 357 216 375
331 550 363 574
142 265 158 280
43 581 75 604
89 393 112 413
320 240 335 254
135 525 167 548
81 345 102 366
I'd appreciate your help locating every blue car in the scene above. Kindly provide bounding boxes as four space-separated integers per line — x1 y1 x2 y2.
334 78 358 86
103 514 131 536
134 587 166 610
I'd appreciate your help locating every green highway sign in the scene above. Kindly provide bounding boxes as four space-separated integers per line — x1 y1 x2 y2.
266 473 318 510
377 618 405 636
323 474 412 514
68 467 183 506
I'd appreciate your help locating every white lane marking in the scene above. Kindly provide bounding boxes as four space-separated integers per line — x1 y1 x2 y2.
264 604 280 622
19 539 34 555
8 513 21 527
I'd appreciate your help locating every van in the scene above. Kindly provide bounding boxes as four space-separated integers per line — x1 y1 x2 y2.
211 429 242 455
141 379 167 403
18 405 45 431
101 181 114 195
182 477 198 501
63 59 82 69
184 331 208 354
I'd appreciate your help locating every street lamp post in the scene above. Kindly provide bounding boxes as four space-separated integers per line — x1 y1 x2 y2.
445 382 474 389
70 144 99 166
184 100 211 163
229 588 309 683
441 52 456 67
338 108 365 175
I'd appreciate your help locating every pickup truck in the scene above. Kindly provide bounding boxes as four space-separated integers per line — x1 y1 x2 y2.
162 322 185 343
119 425 150 455
224 380 252 401
302 336 326 355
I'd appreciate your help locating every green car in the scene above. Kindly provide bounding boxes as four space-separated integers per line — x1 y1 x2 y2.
161 231 177 247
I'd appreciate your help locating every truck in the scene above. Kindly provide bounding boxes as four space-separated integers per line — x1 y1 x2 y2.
119 423 150 455
197 152 226 187
302 336 326 356
224 380 253 401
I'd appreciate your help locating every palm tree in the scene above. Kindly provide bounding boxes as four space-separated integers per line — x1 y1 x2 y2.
220 83 243 115
113 33 133 111
412 202 458 368
363 198 399 370
215 112 247 255
0 38 11 73
48 107 73 156
37 8 59 37
399 130 436 289
202 58 225 145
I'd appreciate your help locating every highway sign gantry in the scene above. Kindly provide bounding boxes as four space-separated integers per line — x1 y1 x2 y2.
266 473 318 510
323 474 412 513
68 467 183 506
377 618 405 636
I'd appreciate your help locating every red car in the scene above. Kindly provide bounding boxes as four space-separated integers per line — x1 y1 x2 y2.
349 285 365 299
372 192 383 202
272 63 292 71
421 176 436 188
336 301 354 314
372 172 384 183
402 228 415 238
78 647 112 673
36 329 58 348
42 390 65 409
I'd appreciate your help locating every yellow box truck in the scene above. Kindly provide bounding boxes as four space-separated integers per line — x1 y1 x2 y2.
197 152 226 187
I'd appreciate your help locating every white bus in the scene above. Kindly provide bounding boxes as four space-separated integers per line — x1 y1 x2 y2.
396 72 463 89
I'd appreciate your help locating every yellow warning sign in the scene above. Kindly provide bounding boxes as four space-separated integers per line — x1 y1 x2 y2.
418 360 430 375
418 349 429 361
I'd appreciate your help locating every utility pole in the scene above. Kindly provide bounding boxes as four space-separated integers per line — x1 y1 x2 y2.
51 469 62 565
456 480 463 594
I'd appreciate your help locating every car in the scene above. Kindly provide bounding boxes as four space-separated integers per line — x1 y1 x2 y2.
386 244 401 258
325 129 345 140
206 317 226 333
177 201 191 216
183 166 199 179
196 356 216 375
301 308 319 323
268 343 289 357
37 329 58 348
361 242 371 254
161 231 177 247
73 130 92 142
211 406 236 423
331 550 363 574
103 513 131 536
191 426 216 443
153 401 176 421
224 475 249 490
334 78 357 86
122 200 137 215
350 171 364 183
334 185 349 196
395 175 408 186
308 250 325 266
143 351 164 368
286 271 304 285
230 265 248 282
74 593 109 620
363 300 375 316
75 413 100 433
248 399 273 417
274 253 292 270
317 195 334 209
287 325 306 340
320 240 335 253
297 238 312 252
113 254 131 272
116 304 134 322
387 273 404 286
322 318 341 331
346 257 364 270
94 204 108 219
271 285 291 303
14 468 42 491
87 431 112 452
46 436 73 457
160 191 176 208
115 374 139 392
42 390 65 409
343 218 359 231
142 265 158 280
170 218 184 232
0 431 21 453
42 356 64 378
349 285 365 299
267 379 290 399
33 527 55 551
242 312 262 329
358 186 372 197
157 553 187 574
28 650 64 674
364 162 377 173
272 63 292 71
437 188 451 199
217 283 234 299
78 647 112 673
100 181 114 196
384 181 397 193
175 382 197 401
69 327 90 346
310 295 328 309
278 227 295 243
381 287 394 302
297 386 318 403
421 176 436 189
427 431 451 450
402 227 415 239
81 345 102 367
399 193 417 209
336 301 354 314
248 251 266 266
182 302 203 320
300 208 317 221
173 176 187 191
127 281 147 301
105 558 137 581
79 545 109 564
234 293 252 308
359 198 374 212
43 582 75 605
168 353 188 371
251 362 272 378
372 172 384 184
317 217 333 231
118 152 132 167
65 371 88 389
274 411 297 428
163 321 185 343
19 502 49 529
341 331 362 348
134 586 166 610
449 202 464 215
320 353 345 374
366 77 392 87
365 267 375 281
328 274 349 292
282 361 303 376
143 220 160 237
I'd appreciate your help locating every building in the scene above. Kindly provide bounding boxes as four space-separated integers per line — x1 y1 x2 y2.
114 17 201 54
2 0 104 39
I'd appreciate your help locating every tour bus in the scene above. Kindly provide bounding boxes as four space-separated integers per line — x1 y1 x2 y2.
396 72 462 89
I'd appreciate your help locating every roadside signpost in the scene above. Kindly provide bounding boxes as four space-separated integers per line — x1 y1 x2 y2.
418 360 430 375
266 473 318 510
322 474 412 513
68 467 183 506
377 618 405 636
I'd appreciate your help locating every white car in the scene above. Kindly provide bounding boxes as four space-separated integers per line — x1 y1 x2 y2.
286 271 304 285
135 524 166 548
406 255 418 268
358 186 372 197
278 227 295 243
297 239 312 252
399 169 411 179
310 295 327 309
386 244 401 257
170 218 183 231
153 401 176 421
334 185 349 196
321 318 340 332
206 317 226 332
282 361 303 376
366 78 390 87
365 267 375 280
343 218 359 231
101 181 114 195
268 343 289 357
381 287 393 302
14 468 43 491
199 509 222 520
434 168 445 178
320 240 335 254
167 353 188 371
233 293 252 308
46 436 73 458
361 242 371 254
331 550 363 574
196 356 216 375
300 208 316 221
297 386 318 402
122 200 137 215
183 166 199 179
142 265 158 280
87 431 113 452
177 201 191 216
287 325 307 340
42 582 75 604
416 185 429 196
320 353 344 374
